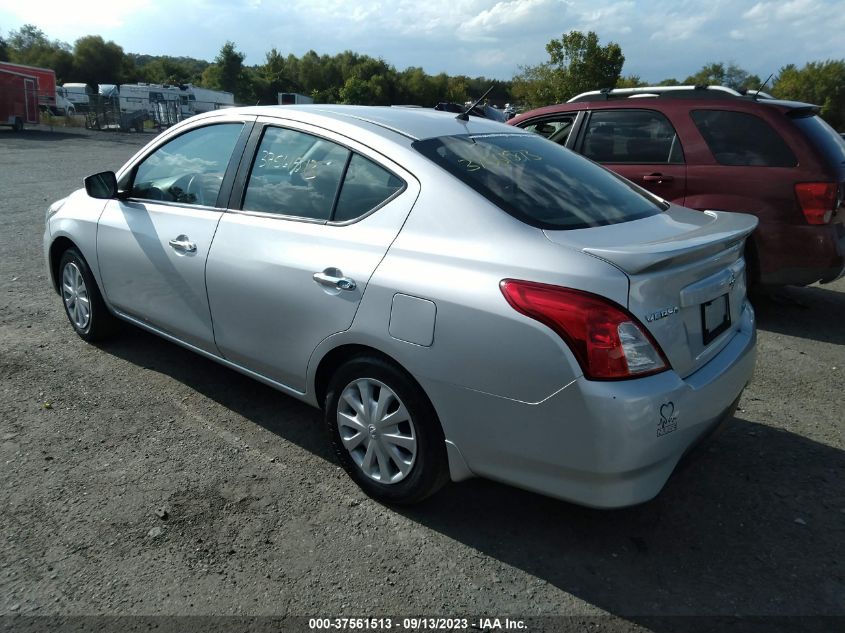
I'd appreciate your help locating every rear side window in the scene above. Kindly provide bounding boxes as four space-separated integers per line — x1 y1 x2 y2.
691 110 797 167
581 110 684 164
791 114 845 168
334 154 404 222
243 127 349 221
412 133 664 230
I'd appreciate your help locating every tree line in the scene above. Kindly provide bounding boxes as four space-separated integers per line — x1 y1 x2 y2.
0 24 509 107
512 31 845 130
1 24 843 129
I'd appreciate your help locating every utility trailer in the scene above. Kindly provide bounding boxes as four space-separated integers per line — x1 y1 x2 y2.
0 66 39 131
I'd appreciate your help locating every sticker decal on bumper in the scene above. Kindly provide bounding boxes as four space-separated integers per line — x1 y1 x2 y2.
658 402 678 437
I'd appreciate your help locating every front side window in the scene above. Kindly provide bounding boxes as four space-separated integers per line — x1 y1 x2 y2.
413 133 664 230
242 127 349 221
520 114 577 146
581 110 684 164
691 110 797 167
131 123 243 206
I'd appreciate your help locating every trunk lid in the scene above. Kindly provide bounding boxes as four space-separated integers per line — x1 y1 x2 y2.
544 206 758 377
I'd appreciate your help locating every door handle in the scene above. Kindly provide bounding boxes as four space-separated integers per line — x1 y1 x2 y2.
313 270 357 291
642 173 674 183
168 235 197 253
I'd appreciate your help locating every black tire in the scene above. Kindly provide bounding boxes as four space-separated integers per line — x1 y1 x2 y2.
12 118 23 133
325 356 449 504
57 248 117 342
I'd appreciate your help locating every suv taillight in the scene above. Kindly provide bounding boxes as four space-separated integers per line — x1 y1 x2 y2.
500 280 669 380
795 182 837 224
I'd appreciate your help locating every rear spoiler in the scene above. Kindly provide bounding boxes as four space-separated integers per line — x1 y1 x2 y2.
582 211 758 275
785 105 821 119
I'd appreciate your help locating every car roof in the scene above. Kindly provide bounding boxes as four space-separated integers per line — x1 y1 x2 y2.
218 104 526 142
509 95 819 126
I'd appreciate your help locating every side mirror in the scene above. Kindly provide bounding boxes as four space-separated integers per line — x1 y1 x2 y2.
84 171 118 199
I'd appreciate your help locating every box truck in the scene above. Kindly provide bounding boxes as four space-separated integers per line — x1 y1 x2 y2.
278 92 314 105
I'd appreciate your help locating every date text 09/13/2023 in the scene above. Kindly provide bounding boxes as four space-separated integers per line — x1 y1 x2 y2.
308 617 527 630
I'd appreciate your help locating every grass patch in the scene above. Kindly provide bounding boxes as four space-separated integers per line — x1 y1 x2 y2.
39 112 86 128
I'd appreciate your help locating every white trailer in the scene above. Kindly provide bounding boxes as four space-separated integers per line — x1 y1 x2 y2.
183 85 235 113
58 83 90 107
118 83 183 127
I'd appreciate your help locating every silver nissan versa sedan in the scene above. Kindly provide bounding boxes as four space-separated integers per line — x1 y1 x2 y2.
44 105 758 508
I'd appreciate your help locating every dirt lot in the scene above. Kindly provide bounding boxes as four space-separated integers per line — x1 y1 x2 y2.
0 126 843 632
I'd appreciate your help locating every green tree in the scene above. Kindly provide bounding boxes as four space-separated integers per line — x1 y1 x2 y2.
72 35 129 87
773 60 845 130
7 24 74 81
616 74 647 88
683 62 762 91
0 34 8 62
339 76 370 104
512 31 624 107
202 41 246 98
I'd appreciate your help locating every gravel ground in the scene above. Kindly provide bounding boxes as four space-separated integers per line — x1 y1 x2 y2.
0 126 843 632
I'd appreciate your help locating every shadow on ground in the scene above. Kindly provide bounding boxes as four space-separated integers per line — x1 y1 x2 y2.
100 325 844 630
752 284 845 345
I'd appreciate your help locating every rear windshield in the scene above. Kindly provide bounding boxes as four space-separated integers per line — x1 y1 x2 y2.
412 133 664 230
792 115 845 169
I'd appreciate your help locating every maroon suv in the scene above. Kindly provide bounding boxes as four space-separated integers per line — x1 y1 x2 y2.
509 86 845 286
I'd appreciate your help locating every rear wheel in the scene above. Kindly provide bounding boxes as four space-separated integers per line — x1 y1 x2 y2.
58 248 117 341
12 117 23 132
325 356 449 504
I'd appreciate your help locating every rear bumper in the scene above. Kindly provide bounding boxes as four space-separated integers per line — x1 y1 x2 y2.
428 302 757 508
756 220 845 286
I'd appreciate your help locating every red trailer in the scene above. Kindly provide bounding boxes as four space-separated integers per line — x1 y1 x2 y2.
0 66 40 131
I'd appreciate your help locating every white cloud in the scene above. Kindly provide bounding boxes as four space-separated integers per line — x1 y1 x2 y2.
457 0 567 40
1 0 843 82
0 0 152 36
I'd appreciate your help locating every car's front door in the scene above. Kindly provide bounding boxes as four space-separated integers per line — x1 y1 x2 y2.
205 121 419 393
576 109 687 205
97 120 250 352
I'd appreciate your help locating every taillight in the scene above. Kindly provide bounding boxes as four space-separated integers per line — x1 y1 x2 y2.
500 280 669 381
795 182 837 224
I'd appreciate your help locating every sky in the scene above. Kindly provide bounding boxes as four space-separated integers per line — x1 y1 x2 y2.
1 0 844 82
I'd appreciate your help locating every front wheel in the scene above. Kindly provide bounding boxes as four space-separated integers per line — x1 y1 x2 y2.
58 248 117 341
325 356 449 504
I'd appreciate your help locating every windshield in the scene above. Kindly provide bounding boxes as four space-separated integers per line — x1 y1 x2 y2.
412 133 664 230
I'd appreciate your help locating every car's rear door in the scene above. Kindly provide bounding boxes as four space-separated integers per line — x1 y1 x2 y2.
204 119 420 393
575 108 688 205
97 119 252 352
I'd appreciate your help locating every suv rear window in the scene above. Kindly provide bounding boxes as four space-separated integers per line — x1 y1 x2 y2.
791 114 845 168
412 133 664 230
691 110 797 167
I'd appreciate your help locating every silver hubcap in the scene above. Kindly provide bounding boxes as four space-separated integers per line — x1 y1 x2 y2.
61 262 91 331
337 378 417 484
